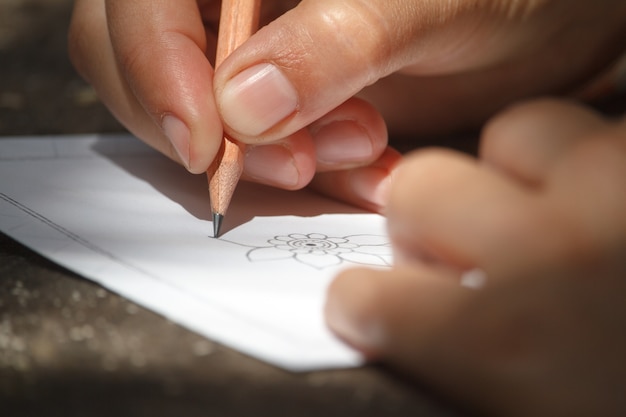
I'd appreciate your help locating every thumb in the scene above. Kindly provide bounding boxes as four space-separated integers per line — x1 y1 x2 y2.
213 0 437 144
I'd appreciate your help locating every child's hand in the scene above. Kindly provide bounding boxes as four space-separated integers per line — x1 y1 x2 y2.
325 99 626 416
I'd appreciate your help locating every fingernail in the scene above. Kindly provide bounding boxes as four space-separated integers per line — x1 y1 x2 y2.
219 63 298 137
244 144 299 188
350 168 391 210
313 121 373 165
162 115 190 169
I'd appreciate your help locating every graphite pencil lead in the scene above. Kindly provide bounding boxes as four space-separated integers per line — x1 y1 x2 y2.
213 212 224 238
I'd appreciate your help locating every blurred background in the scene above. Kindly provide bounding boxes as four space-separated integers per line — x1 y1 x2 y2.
0 0 122 136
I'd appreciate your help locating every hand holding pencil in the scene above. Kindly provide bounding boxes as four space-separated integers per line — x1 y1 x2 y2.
68 0 402 217
69 0 625 217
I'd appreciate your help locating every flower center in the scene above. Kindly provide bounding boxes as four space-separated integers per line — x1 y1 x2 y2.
287 238 337 250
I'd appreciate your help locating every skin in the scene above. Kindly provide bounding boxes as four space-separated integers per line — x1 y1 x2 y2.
68 0 626 209
69 1 626 415
325 100 626 416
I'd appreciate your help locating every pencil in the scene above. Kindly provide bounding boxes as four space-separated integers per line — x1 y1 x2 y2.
208 0 261 237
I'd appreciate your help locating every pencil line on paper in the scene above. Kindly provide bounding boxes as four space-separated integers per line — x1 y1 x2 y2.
223 233 392 270
0 192 310 345
0 192 153 275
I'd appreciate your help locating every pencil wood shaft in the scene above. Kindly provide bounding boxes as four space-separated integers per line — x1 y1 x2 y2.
215 0 261 67
208 0 261 236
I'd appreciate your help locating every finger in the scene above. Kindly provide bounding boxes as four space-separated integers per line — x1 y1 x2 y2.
213 0 477 144
327 246 626 416
69 0 184 164
105 0 223 173
309 98 388 172
213 0 600 144
480 99 608 185
238 97 388 191
325 264 519 416
324 262 517 416
325 264 468 360
387 149 578 275
241 128 316 190
309 147 402 213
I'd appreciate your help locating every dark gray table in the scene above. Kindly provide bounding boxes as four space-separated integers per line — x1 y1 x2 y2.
0 2 463 416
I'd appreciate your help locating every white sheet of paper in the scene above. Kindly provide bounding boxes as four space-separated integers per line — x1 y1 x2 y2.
0 135 392 371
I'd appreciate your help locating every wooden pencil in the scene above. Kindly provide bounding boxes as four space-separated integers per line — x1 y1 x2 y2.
208 0 261 237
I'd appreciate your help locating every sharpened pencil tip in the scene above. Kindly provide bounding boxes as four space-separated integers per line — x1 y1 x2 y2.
212 212 224 238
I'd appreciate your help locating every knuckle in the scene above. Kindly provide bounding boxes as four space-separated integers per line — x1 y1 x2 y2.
390 148 464 210
278 1 405 84
318 2 395 78
398 148 460 185
482 98 559 145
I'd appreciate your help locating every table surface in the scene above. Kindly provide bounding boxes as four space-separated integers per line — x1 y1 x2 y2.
0 2 464 416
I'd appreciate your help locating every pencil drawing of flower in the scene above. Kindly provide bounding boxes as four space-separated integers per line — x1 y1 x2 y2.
246 233 392 269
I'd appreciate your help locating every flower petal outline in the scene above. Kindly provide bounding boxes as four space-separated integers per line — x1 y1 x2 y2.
295 253 342 269
247 246 295 261
339 251 391 266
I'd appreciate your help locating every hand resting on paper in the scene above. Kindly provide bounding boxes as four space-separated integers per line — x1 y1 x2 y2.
68 0 626 212
325 99 626 417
